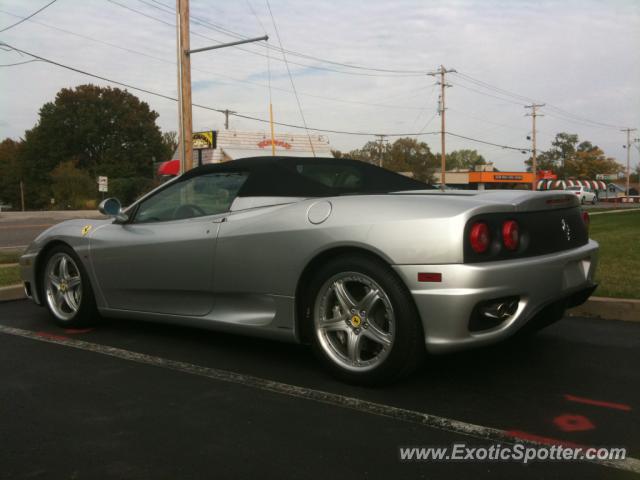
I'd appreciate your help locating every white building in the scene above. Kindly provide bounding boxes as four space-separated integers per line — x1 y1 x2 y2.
193 130 334 165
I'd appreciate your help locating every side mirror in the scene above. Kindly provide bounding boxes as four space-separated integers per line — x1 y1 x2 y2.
99 198 128 222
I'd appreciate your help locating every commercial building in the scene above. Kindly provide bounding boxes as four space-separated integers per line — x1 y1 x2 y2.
194 130 334 165
433 164 537 190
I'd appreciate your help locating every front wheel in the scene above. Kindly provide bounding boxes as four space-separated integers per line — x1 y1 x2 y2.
42 245 99 327
306 254 424 385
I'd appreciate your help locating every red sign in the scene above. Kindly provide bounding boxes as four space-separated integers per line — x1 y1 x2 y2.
537 170 557 180
257 139 292 149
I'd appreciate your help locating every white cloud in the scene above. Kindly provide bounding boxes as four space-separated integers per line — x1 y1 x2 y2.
0 0 638 171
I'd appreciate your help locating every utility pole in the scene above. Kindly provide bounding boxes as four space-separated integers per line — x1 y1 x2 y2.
19 180 25 211
525 103 545 191
175 0 266 173
428 65 456 190
374 134 387 167
622 128 637 196
176 0 193 174
223 109 236 130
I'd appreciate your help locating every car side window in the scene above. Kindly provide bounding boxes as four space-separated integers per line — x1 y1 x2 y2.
133 172 248 223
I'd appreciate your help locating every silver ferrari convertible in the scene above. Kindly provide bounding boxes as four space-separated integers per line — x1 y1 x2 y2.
20 157 598 383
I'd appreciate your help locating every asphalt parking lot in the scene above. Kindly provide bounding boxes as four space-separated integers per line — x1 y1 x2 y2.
1 299 638 479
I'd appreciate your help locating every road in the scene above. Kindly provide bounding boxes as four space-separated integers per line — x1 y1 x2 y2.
0 299 638 479
0 211 105 249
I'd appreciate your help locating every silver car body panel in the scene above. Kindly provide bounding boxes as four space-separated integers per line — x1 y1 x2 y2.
20 186 597 350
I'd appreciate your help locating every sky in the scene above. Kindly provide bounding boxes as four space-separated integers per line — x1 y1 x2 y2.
1 0 639 172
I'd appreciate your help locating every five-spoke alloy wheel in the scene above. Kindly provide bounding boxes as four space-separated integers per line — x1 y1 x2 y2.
307 254 424 384
45 253 83 321
315 272 395 372
42 246 98 326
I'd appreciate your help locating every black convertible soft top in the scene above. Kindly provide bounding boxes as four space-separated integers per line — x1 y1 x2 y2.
181 156 432 197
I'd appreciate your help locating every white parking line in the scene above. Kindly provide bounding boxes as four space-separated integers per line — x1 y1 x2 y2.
0 324 638 474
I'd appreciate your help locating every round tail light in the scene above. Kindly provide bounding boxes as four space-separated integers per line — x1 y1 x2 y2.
470 222 490 253
502 220 520 251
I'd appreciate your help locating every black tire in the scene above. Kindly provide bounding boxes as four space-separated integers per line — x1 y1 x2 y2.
304 254 424 385
592 197 597 205
41 245 99 327
581 196 585 205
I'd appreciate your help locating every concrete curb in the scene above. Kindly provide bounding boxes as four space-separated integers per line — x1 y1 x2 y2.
0 284 26 302
569 296 640 322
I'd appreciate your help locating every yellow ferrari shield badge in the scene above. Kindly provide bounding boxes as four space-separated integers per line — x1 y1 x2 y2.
81 225 92 236
350 315 362 328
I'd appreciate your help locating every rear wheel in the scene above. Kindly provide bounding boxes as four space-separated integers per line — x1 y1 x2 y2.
592 196 597 205
306 254 424 385
42 245 99 327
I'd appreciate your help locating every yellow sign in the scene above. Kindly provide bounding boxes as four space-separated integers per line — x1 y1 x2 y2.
192 131 215 149
81 225 92 236
350 315 362 328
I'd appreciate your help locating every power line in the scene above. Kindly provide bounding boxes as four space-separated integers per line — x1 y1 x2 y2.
445 132 530 152
266 0 315 157
146 0 428 75
0 8 427 111
0 41 535 151
106 0 425 78
453 71 625 130
0 59 40 67
0 0 58 33
449 80 527 106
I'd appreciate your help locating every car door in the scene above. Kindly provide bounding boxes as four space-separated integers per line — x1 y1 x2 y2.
89 171 249 316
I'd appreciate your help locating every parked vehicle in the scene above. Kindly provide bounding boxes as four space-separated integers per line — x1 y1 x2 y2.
567 186 597 204
20 157 598 384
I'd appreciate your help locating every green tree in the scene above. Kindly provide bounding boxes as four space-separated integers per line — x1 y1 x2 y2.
21 84 168 208
525 132 579 175
161 131 178 158
344 138 436 182
446 149 486 170
0 138 24 209
50 160 94 209
346 141 385 165
386 137 436 182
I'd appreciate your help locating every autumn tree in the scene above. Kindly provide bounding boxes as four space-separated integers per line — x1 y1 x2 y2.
564 142 623 179
525 132 622 179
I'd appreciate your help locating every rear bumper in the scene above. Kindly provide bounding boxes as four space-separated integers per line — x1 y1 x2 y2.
393 240 599 353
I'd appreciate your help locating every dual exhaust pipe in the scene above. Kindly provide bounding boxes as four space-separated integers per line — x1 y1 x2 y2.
479 296 519 320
